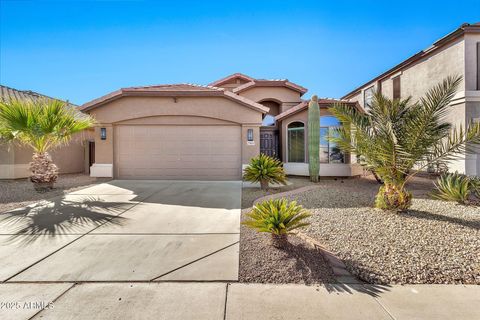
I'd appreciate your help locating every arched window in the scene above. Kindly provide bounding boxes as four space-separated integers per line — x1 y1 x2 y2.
320 116 344 163
287 122 305 162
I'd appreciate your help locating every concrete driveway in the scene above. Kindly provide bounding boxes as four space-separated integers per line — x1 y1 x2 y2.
0 180 241 282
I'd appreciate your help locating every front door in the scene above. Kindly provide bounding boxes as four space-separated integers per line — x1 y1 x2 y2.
260 128 279 159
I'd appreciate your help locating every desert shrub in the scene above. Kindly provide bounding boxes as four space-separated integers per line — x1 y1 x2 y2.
243 154 287 190
242 198 311 247
431 172 473 204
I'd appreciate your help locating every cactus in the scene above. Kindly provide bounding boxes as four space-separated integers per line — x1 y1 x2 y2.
308 95 320 182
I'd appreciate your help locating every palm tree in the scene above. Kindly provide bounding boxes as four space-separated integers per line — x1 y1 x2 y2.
0 98 94 190
329 76 480 210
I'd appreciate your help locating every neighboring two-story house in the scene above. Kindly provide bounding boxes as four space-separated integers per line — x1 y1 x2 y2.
342 22 480 176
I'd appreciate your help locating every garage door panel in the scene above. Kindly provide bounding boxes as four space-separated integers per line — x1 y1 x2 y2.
115 125 241 180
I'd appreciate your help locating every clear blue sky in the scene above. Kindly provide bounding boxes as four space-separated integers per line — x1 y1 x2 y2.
1 0 479 105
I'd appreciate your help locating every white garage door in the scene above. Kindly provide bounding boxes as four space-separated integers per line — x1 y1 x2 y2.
115 125 242 180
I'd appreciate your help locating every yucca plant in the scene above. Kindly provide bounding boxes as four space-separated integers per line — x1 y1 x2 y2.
431 172 479 204
243 153 287 190
0 98 94 191
329 76 480 210
243 198 311 248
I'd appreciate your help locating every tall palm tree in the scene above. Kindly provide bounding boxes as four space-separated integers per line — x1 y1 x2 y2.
0 98 94 190
329 76 480 210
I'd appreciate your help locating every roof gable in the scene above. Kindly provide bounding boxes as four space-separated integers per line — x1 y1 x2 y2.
208 73 255 87
275 98 361 121
232 79 308 96
80 83 269 114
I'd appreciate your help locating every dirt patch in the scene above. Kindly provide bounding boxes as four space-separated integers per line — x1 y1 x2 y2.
239 209 336 284
0 173 111 213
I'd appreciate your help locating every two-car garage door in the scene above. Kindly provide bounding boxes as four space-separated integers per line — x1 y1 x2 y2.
115 125 242 180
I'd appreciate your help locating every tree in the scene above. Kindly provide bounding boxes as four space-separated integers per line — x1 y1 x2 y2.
0 98 94 190
328 76 480 210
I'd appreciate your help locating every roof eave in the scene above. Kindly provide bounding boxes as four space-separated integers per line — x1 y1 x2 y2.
80 88 269 114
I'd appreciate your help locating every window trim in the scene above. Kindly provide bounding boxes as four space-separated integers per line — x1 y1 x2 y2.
393 75 401 100
286 120 306 163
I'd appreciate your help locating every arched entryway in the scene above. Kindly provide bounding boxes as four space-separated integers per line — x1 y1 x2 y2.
258 100 281 159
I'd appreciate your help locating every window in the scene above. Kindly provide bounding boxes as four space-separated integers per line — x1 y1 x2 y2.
320 116 345 164
287 122 305 162
364 86 374 109
393 76 401 100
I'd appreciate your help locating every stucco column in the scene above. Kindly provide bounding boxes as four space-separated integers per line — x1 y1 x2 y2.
90 124 114 177
241 125 260 167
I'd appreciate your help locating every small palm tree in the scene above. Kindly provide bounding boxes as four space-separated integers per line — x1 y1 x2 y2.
243 153 287 190
243 198 311 248
329 76 480 210
0 98 94 190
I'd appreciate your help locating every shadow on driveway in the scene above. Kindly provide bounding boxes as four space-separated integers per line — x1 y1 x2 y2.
0 196 129 245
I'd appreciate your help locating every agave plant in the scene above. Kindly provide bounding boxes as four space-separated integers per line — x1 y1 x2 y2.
329 76 480 210
243 198 311 248
243 153 287 190
0 98 94 191
432 172 475 204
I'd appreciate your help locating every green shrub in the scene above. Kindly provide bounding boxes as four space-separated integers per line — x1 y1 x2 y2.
242 198 311 247
431 172 472 204
243 154 287 190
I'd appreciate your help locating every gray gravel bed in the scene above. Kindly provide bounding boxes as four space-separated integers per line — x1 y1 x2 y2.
288 178 480 285
0 174 110 213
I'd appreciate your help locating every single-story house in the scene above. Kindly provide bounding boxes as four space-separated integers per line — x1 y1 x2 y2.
0 85 90 179
81 73 363 180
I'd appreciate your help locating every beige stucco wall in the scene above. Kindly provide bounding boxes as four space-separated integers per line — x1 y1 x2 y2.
237 87 302 112
464 33 480 91
0 132 88 179
86 95 264 177
279 107 351 164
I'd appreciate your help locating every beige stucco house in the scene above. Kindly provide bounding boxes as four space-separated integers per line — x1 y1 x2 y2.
81 73 362 180
342 22 480 176
0 85 89 179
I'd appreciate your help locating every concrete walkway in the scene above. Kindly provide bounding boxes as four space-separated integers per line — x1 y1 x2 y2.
0 180 241 282
0 282 478 319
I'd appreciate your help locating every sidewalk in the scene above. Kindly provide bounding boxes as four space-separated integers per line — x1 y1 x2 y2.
1 282 478 320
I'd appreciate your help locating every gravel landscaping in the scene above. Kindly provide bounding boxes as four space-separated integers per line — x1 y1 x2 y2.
0 173 110 213
286 175 480 285
240 177 336 284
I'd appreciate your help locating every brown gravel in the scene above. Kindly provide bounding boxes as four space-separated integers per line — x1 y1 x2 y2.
0 173 110 213
287 175 480 285
240 177 336 284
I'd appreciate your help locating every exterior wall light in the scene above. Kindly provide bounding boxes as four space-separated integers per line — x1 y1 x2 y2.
247 129 253 141
100 127 107 140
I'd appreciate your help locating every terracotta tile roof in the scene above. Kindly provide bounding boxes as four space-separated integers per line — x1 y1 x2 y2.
208 73 255 87
275 98 360 121
232 79 308 95
0 84 78 107
81 83 269 113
